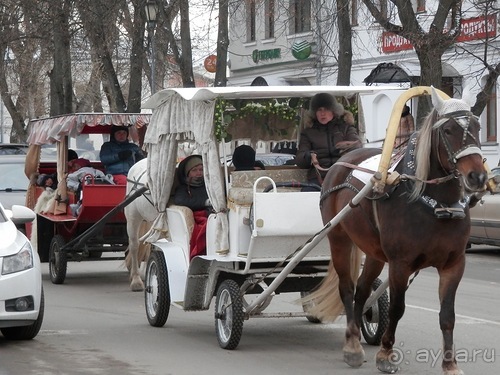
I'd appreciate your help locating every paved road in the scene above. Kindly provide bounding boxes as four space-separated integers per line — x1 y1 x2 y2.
0 249 498 375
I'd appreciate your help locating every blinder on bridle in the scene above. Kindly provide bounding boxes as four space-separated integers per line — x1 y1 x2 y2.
433 110 482 171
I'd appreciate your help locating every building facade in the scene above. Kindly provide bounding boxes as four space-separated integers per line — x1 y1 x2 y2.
227 0 500 165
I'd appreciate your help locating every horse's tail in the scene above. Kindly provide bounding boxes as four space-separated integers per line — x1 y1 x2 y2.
303 245 363 322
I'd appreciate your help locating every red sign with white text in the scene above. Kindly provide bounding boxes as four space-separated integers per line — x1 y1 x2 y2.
382 15 497 53
457 15 496 42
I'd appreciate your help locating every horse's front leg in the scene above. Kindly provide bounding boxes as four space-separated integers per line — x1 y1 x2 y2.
376 264 411 374
438 255 466 375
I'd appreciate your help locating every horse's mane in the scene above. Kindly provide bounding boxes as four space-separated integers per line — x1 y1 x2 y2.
408 108 438 202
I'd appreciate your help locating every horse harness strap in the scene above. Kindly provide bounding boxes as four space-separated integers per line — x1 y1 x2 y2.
126 170 154 206
418 194 469 219
319 172 360 206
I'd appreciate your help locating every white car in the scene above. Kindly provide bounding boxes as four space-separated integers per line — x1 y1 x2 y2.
0 203 44 340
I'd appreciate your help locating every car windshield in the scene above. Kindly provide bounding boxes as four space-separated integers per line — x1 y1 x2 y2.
0 162 29 190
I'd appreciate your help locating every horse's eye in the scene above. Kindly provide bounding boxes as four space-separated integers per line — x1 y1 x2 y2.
443 126 453 135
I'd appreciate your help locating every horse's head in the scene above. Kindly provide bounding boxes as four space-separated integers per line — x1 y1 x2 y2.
412 88 488 200
430 87 487 194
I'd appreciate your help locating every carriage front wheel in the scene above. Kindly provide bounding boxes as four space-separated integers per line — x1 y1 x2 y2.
214 279 244 350
49 235 67 284
361 277 389 345
145 250 170 327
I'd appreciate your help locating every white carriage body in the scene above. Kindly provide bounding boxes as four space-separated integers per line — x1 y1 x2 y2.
142 86 404 310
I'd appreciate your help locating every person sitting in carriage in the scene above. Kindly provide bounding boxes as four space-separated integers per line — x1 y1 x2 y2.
295 93 362 191
99 125 144 185
173 155 212 259
232 144 265 171
66 158 114 216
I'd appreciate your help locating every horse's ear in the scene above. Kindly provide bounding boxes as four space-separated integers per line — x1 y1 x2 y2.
430 86 445 113
461 85 476 107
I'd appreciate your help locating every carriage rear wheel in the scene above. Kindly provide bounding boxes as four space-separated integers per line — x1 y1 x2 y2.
145 250 170 327
361 277 389 345
49 235 67 284
215 279 244 350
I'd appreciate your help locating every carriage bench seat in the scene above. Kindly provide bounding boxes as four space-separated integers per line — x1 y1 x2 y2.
228 168 308 206
166 205 195 254
241 188 331 267
75 183 127 223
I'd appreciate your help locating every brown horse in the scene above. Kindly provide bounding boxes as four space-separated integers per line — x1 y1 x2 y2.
309 88 488 375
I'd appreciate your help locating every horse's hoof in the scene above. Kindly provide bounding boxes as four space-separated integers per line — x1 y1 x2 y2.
443 369 464 375
376 358 400 373
343 349 365 368
130 281 144 292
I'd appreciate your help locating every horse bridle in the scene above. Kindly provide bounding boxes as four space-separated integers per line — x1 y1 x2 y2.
433 110 482 174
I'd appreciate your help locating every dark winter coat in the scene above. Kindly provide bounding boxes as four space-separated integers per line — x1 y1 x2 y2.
296 117 362 180
173 155 210 212
99 140 144 176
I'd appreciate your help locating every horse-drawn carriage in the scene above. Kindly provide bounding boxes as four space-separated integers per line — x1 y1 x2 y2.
127 85 494 375
24 113 150 284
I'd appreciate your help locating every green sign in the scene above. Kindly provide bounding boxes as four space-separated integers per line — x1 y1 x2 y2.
292 40 312 60
252 48 281 63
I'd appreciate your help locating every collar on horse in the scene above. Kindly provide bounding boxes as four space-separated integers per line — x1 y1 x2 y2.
321 110 478 220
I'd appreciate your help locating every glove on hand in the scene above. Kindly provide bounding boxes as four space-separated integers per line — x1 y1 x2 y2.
118 150 133 161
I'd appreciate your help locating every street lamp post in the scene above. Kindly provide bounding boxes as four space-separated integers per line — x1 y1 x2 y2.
145 1 159 94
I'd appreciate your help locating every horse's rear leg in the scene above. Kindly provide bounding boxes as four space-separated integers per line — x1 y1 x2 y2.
330 238 365 368
376 264 412 374
438 255 465 375
353 256 385 328
126 218 145 292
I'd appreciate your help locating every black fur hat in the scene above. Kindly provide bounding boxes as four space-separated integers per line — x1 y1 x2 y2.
232 145 256 171
309 93 345 117
111 125 129 138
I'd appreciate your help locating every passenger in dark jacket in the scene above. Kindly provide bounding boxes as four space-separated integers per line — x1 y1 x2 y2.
173 155 211 259
100 126 144 184
296 93 362 189
173 155 210 211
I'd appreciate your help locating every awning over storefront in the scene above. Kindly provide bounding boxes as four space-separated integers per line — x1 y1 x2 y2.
363 62 460 85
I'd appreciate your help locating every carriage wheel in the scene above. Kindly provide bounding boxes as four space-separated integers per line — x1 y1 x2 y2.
49 235 67 285
300 291 322 323
144 251 170 327
361 277 389 345
215 279 244 350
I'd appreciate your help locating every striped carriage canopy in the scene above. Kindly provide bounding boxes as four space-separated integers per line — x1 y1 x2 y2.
138 85 402 249
27 113 151 145
24 113 151 213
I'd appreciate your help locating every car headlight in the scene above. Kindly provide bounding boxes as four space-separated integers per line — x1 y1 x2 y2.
2 241 34 275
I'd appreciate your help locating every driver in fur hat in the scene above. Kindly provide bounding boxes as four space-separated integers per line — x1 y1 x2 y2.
296 93 362 190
